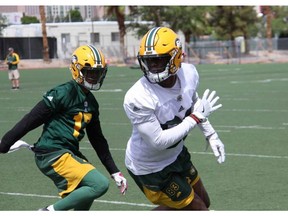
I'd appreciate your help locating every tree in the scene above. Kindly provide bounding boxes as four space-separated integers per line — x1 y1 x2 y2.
270 6 288 37
126 6 167 38
0 14 8 36
64 9 83 22
39 6 50 62
21 16 39 24
165 6 213 44
209 6 258 55
105 6 135 62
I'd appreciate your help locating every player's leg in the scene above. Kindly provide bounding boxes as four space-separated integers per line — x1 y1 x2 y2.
13 70 20 89
180 146 210 209
35 151 109 210
53 169 109 210
8 70 14 89
128 169 208 210
192 178 210 208
127 146 208 210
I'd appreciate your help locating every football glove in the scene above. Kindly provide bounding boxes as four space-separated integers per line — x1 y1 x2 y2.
206 133 225 164
191 89 222 123
8 140 33 153
111 172 128 195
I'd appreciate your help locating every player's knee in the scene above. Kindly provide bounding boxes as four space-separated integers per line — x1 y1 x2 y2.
98 177 110 194
91 176 109 198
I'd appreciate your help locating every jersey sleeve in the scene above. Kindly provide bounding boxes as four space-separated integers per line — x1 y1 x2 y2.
123 87 155 125
12 53 20 64
43 86 67 112
0 100 52 153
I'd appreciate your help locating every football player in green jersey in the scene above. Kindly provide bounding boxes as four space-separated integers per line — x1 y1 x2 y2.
5 47 20 90
0 45 128 210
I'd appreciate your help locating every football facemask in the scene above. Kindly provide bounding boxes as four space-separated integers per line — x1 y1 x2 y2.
138 54 171 83
80 66 107 90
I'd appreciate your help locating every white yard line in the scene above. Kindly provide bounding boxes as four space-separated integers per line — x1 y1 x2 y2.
80 146 288 160
0 191 156 208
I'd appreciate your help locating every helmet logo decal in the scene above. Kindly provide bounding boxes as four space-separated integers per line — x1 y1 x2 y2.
71 55 81 70
175 38 182 49
71 55 77 64
145 27 161 53
88 44 102 67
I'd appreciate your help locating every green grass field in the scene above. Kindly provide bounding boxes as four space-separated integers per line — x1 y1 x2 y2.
0 63 287 211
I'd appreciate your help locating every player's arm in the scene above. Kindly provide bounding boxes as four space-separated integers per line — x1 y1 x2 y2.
0 100 52 153
12 53 20 64
86 117 119 174
136 115 198 150
86 118 128 194
197 120 225 164
5 56 10 65
131 89 222 150
193 90 225 163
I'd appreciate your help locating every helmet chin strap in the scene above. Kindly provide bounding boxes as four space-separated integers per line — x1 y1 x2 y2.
83 80 100 90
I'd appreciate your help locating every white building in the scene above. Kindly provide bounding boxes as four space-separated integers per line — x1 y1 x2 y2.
2 21 185 62
2 21 143 61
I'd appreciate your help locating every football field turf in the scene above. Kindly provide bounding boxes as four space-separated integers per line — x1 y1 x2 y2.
0 63 287 211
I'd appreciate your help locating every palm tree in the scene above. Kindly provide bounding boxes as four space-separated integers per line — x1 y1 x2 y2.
106 6 127 63
39 6 50 62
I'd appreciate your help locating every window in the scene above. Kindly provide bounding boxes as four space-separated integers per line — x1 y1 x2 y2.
61 33 70 52
111 32 120 42
90 32 100 43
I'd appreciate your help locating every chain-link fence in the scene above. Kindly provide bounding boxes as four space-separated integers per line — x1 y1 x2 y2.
179 38 288 65
1 37 288 67
105 37 288 65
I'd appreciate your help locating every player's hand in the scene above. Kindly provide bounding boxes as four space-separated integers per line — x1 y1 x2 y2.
8 140 32 153
111 172 128 195
191 89 222 123
206 133 225 164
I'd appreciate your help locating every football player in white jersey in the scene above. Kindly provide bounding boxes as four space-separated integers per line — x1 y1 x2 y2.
123 27 225 210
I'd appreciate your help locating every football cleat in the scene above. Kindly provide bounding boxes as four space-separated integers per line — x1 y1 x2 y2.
38 206 49 211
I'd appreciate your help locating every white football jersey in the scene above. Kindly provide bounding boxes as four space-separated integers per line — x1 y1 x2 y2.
123 63 200 175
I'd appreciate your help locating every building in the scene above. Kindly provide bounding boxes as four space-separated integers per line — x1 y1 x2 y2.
1 21 148 62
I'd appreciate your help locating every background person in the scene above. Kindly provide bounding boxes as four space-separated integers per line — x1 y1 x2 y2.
0 44 127 211
5 47 20 90
123 27 225 210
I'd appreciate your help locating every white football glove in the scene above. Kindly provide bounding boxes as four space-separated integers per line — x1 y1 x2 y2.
191 89 222 123
8 140 33 153
206 133 225 164
111 172 128 195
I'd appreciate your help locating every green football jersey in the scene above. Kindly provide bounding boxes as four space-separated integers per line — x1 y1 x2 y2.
6 53 19 70
34 80 99 156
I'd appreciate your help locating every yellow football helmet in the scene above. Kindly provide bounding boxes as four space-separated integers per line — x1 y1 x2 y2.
137 27 182 83
70 45 107 90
